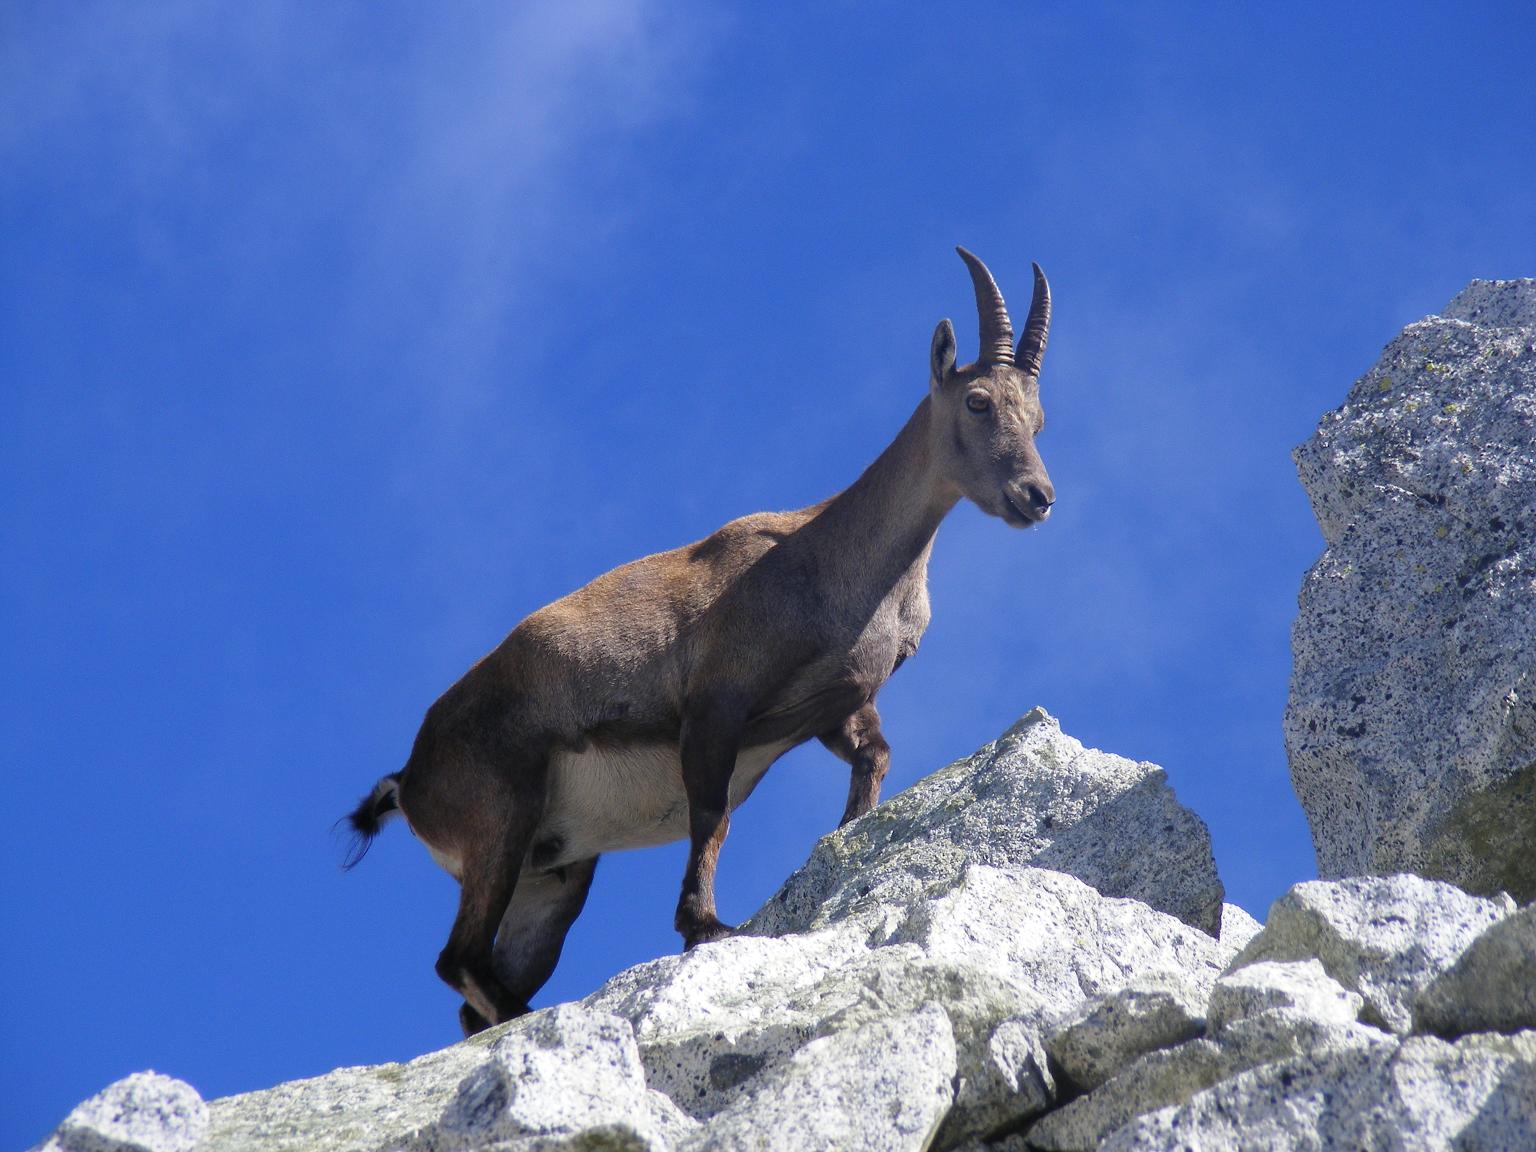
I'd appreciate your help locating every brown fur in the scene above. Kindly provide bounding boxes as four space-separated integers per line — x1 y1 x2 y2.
344 248 1055 1034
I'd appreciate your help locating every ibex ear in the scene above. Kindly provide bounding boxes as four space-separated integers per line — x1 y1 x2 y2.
930 319 957 388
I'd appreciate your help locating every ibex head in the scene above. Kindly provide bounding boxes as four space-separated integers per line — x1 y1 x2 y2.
928 247 1054 527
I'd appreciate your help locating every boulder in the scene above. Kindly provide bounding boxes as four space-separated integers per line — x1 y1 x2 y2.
1043 971 1209 1093
1027 1017 1395 1152
1415 901 1536 1039
1030 873 1533 1152
675 1003 957 1152
1226 874 1511 1033
589 864 1233 1148
203 1038 493 1152
32 1072 208 1152
1205 959 1362 1033
1286 278 1536 900
751 707 1224 938
420 1004 695 1151
1217 904 1263 952
1098 1031 1536 1151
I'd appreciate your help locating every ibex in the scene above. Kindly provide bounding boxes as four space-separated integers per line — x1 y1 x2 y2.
343 248 1055 1035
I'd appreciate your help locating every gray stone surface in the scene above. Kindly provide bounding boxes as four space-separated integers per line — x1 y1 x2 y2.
1416 901 1536 1038
1218 903 1263 952
420 1004 694 1151
1099 1031 1536 1152
1287 278 1536 901
32 1072 208 1152
1227 874 1511 1033
676 1003 956 1152
1027 1021 1393 1152
749 707 1224 937
205 1035 495 1152
1044 971 1208 1093
1206 959 1362 1034
587 863 1232 1148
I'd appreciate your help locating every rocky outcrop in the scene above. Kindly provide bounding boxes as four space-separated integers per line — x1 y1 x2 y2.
1286 278 1536 901
751 706 1225 937
1098 1031 1536 1152
34 1073 209 1152
1026 875 1534 1152
32 711 1234 1152
1223 874 1513 1033
34 707 1536 1151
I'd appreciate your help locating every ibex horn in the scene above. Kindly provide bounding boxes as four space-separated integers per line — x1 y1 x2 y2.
955 246 1014 366
1017 262 1051 378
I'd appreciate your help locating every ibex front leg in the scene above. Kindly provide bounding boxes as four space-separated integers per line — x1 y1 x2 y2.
675 698 746 950
821 701 891 826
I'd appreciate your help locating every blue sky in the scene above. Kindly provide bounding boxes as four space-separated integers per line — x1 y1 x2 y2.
3 1 1534 1144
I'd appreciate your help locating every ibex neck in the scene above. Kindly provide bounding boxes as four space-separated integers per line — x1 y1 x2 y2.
810 396 958 579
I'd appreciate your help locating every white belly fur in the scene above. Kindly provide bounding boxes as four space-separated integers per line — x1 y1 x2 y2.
541 739 796 865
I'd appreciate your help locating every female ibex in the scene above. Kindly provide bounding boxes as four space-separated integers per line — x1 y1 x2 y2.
344 248 1054 1035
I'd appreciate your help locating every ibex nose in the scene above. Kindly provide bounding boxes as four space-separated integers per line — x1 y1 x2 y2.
1025 482 1054 517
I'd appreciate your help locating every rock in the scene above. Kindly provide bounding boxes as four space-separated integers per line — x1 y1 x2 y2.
42 712 1234 1152
588 864 1234 1148
1034 876 1533 1152
1205 959 1362 1033
422 1004 694 1151
204 1036 491 1152
1026 1021 1393 1152
676 1003 956 1152
1218 903 1263 952
32 1072 208 1152
1044 970 1208 1093
1416 902 1536 1038
1286 278 1536 901
1099 1031 1536 1151
1228 874 1511 1033
749 707 1224 938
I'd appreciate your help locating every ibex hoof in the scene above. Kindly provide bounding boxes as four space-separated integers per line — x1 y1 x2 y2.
682 917 737 951
459 1002 493 1037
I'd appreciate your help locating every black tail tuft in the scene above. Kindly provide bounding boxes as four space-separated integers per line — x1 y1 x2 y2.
338 773 402 870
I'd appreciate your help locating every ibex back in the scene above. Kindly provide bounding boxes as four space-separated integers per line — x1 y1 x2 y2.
343 247 1055 1035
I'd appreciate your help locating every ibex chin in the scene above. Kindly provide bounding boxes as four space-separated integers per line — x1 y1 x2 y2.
343 248 1055 1036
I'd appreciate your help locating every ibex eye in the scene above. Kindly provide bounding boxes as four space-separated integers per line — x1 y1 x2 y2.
966 393 991 413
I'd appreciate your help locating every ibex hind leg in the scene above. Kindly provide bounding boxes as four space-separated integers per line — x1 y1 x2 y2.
403 729 551 1032
457 856 599 1036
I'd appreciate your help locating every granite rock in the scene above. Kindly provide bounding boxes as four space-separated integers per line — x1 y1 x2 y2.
1287 279 1536 900
1227 874 1511 1033
676 1003 957 1152
1099 1031 1536 1151
1044 971 1209 1093
1026 1020 1393 1152
1205 959 1362 1034
750 707 1224 938
1415 901 1536 1039
587 863 1233 1148
32 1073 208 1152
420 1004 695 1151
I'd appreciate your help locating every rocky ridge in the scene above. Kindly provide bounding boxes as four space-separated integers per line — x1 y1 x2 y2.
37 713 1536 1151
1286 278 1536 901
39 710 1245 1151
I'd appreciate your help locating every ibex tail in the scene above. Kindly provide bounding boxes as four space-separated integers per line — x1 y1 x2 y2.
339 772 402 870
